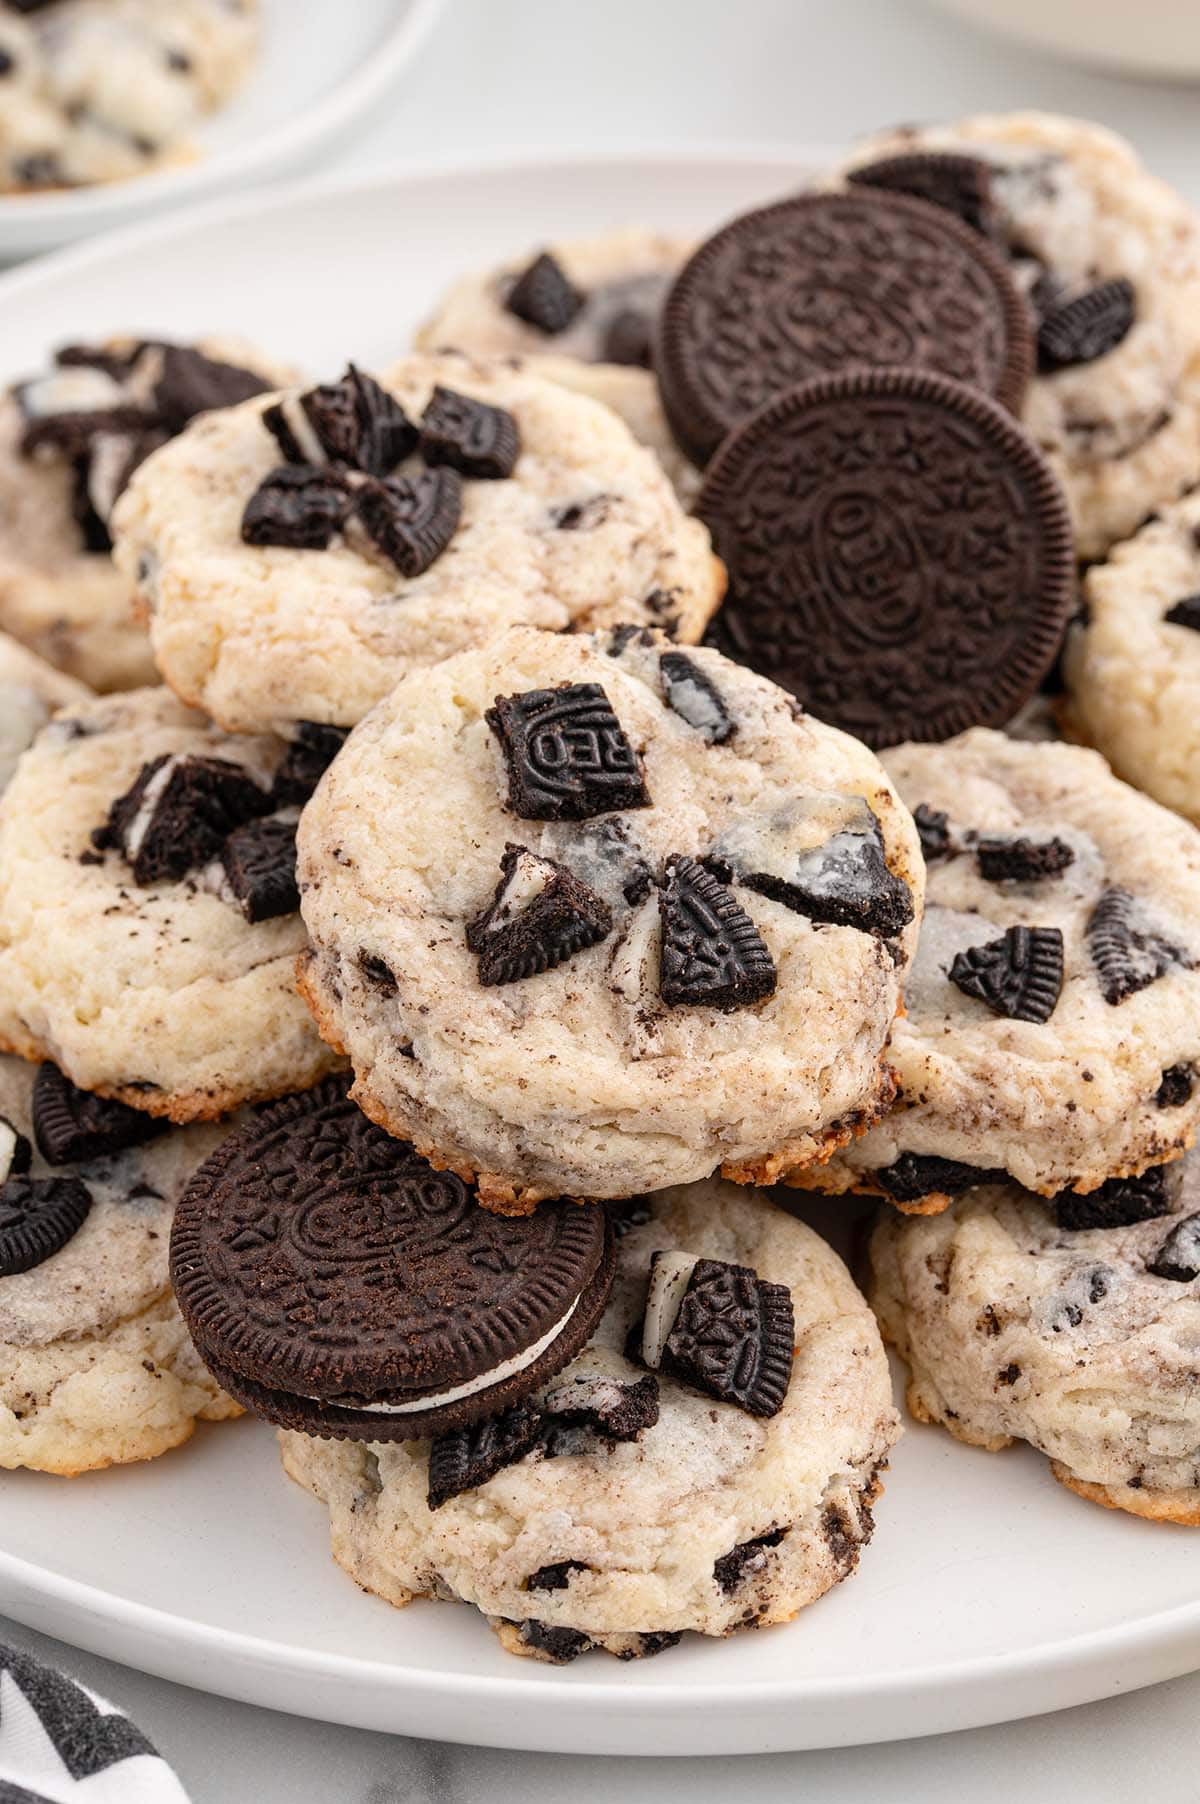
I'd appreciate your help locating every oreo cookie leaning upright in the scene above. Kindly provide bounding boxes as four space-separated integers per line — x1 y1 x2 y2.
170 1077 615 1441
656 187 1033 466
700 369 1074 747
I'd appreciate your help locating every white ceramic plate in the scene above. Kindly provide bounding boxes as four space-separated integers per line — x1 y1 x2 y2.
0 151 1198 1757
0 0 447 260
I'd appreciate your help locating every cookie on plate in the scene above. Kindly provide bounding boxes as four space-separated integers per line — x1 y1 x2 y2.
870 1153 1200 1523
0 334 294 692
296 623 924 1212
0 630 90 793
112 352 725 736
0 686 340 1121
1062 489 1200 826
282 1177 901 1661
0 1055 239 1475
840 111 1200 558
790 730 1200 1211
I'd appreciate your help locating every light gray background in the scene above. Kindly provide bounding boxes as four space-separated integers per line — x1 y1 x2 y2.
5 0 1200 1796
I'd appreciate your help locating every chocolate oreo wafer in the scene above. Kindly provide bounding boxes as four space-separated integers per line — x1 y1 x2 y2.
657 188 1033 465
170 1077 615 1441
699 369 1074 747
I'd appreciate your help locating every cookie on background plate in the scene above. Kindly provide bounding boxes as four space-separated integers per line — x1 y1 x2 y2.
0 334 296 693
296 622 924 1212
0 629 90 793
870 1152 1200 1524
0 1055 239 1475
791 729 1200 1213
839 111 1200 559
112 352 724 737
1062 489 1200 827
0 686 341 1122
282 1177 901 1662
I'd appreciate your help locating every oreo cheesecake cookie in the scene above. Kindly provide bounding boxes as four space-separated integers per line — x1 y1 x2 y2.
0 1055 239 1475
295 623 924 1211
840 111 1200 558
281 1178 901 1661
791 730 1200 1211
0 630 90 793
870 1151 1200 1523
0 686 340 1121
171 1076 615 1439
111 350 724 736
0 333 295 692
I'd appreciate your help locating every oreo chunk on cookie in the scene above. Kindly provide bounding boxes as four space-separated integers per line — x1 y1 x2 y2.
636 1251 794 1418
93 753 271 886
222 817 300 923
271 722 349 806
152 344 269 434
505 251 585 335
875 1151 1005 1206
975 836 1075 883
1037 279 1136 373
1087 888 1188 1006
659 651 736 744
486 683 650 820
737 818 914 939
1164 595 1200 633
949 925 1064 1024
659 857 776 1012
241 466 351 550
1147 1214 1200 1283
265 365 417 476
713 1527 788 1595
540 1372 659 1445
427 1403 542 1510
1055 1165 1173 1231
33 1062 164 1165
355 468 462 577
419 386 520 479
466 844 612 985
1156 1064 1195 1109
0 1175 91 1277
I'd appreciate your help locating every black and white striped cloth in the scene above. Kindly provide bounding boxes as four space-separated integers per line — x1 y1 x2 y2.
0 1643 190 1802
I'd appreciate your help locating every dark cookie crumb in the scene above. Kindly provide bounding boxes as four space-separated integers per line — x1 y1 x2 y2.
419 385 519 479
354 467 462 577
33 1062 164 1165
659 857 776 1012
1155 1064 1195 1109
948 924 1064 1024
1147 1213 1200 1282
427 1404 543 1509
875 1151 1004 1204
975 835 1075 883
516 1620 594 1663
1087 887 1187 1006
241 465 350 550
1055 1165 1173 1231
912 803 953 863
1038 278 1135 372
221 816 299 922
713 1526 787 1594
505 252 584 335
525 1560 589 1593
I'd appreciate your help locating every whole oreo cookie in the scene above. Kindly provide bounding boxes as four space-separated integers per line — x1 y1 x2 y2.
699 369 1074 747
656 188 1033 465
170 1077 615 1440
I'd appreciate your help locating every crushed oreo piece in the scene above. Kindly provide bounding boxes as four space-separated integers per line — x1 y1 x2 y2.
152 345 268 433
355 466 462 576
505 251 584 335
1087 887 1187 1006
299 365 417 475
526 1561 589 1592
93 753 271 886
1055 1165 1173 1231
0 1175 92 1276
849 150 998 237
912 803 953 863
1147 1213 1200 1282
222 816 299 922
32 1063 164 1165
486 683 650 820
517 1621 593 1663
84 425 167 529
975 836 1075 883
655 1256 794 1417
0 1116 32 1184
1155 1063 1195 1109
241 465 350 550
551 495 612 531
1164 594 1200 632
601 307 655 367
466 843 613 985
419 385 520 479
948 924 1064 1023
659 857 777 1012
739 821 914 939
713 1527 787 1594
427 1403 542 1509
357 952 398 993
271 722 348 806
1037 278 1136 372
617 1632 683 1660
540 1373 659 1443
659 651 736 744
875 1151 1005 1204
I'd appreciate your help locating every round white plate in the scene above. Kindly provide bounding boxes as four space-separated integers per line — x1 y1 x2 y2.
0 0 447 260
0 150 1198 1757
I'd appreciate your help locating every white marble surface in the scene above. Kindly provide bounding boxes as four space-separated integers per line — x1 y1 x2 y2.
5 0 1200 1795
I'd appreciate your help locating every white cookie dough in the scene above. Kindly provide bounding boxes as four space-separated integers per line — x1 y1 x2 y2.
870 1156 1200 1523
282 1179 901 1658
113 352 725 737
0 1057 239 1475
1063 488 1200 826
0 0 258 192
0 685 340 1120
0 629 89 792
841 112 1200 558
296 624 923 1210
793 730 1200 1209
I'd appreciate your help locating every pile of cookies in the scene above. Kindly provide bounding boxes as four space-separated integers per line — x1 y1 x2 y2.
1 108 1198 1669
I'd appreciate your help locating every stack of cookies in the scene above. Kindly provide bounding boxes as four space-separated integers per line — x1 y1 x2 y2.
1 108 1198 1670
